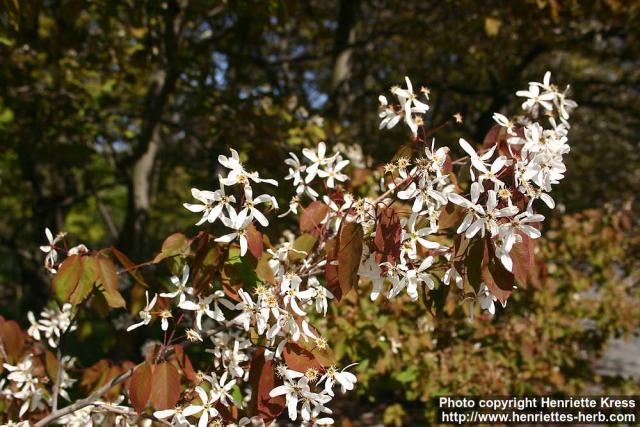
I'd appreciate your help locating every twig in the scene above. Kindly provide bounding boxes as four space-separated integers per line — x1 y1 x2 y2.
51 347 63 411
35 322 233 426
35 366 137 426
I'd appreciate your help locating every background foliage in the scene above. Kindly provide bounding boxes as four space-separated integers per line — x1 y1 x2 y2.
1 0 639 424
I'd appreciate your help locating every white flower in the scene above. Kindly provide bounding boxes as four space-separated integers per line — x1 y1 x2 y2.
319 364 357 397
67 244 88 256
183 188 219 226
126 291 157 331
160 265 193 304
477 155 509 188
179 294 216 331
302 142 338 183
159 309 173 331
26 311 41 341
317 158 349 188
516 83 555 113
378 95 402 130
216 213 253 256
391 76 429 136
406 256 435 300
309 277 334 316
182 386 220 427
382 262 409 299
204 372 237 407
492 113 516 135
218 148 277 186
278 196 301 218
31 303 76 347
153 406 190 426
284 152 306 187
443 266 463 289
269 374 310 420
40 228 63 273
183 179 237 226
401 213 441 257
453 189 518 239
236 185 277 227
283 278 316 316
458 138 497 179
233 289 268 334
478 283 497 315
359 255 385 301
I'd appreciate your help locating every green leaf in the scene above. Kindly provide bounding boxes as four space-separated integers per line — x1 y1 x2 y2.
52 255 84 304
153 233 190 263
396 367 418 383
70 256 98 305
289 233 317 261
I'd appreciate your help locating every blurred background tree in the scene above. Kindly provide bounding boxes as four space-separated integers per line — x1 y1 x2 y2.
1 0 639 423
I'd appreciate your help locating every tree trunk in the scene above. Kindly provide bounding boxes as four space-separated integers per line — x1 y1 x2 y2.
328 0 359 117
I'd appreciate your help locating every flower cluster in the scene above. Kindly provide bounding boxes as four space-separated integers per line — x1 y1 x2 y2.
1 355 75 419
281 141 351 207
26 303 76 348
183 149 278 256
38 228 89 275
378 76 430 137
373 74 575 314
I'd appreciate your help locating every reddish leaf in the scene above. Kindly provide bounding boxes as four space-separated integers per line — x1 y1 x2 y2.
350 168 370 187
173 345 197 382
52 255 84 304
374 207 401 264
325 239 340 298
128 362 153 414
481 241 514 303
454 235 484 291
300 201 329 233
191 232 222 295
154 233 190 263
246 223 264 259
483 123 524 159
110 247 148 287
248 348 285 423
337 221 364 301
95 253 126 309
121 361 136 389
511 232 536 286
102 365 124 401
283 342 324 372
151 362 181 410
0 320 25 363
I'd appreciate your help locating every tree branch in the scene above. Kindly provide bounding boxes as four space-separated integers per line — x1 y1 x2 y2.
35 323 230 426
